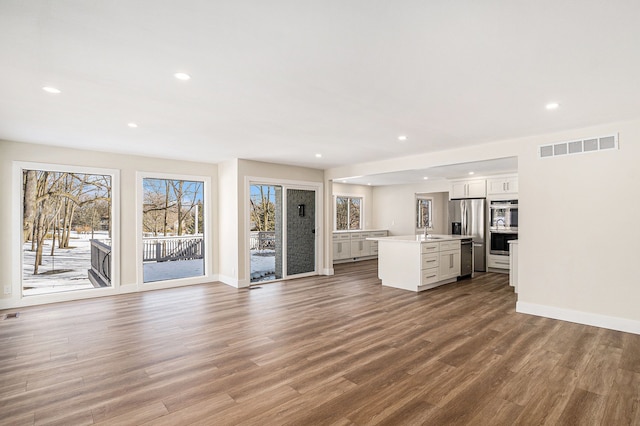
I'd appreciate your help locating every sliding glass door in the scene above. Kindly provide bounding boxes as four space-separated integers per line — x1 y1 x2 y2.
249 182 318 284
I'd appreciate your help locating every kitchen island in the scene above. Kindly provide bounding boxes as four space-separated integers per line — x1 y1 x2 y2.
368 234 470 292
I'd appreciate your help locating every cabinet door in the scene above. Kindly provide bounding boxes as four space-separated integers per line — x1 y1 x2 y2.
350 240 366 257
504 177 518 193
487 177 518 195
438 250 461 279
451 182 468 198
334 241 351 260
487 179 506 195
467 180 486 197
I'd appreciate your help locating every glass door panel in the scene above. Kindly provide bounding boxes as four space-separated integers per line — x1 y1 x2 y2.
250 184 282 283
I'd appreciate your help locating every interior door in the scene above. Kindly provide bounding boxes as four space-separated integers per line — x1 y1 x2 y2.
286 189 316 276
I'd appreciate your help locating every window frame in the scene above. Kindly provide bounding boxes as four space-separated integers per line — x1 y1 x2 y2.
334 195 363 231
416 195 434 231
12 161 120 305
136 171 212 289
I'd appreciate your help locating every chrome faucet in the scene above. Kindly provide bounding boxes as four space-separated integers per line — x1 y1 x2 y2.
423 226 429 238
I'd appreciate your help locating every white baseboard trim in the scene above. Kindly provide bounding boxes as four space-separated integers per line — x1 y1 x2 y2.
517 301 640 335
321 268 334 276
218 275 239 288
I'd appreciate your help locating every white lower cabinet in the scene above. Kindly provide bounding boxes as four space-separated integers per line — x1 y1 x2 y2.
332 241 351 260
378 238 462 292
488 254 510 270
333 230 387 262
438 250 461 280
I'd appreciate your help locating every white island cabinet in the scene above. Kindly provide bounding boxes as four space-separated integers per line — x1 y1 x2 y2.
370 235 464 292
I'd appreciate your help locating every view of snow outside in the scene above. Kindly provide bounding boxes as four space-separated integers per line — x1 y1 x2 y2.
250 184 278 283
22 231 108 296
143 259 204 282
22 169 114 296
251 250 276 282
142 177 206 283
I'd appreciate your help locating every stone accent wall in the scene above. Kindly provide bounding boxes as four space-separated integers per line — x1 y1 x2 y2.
286 189 316 275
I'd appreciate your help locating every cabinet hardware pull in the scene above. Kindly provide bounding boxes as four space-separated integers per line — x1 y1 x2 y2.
427 274 436 279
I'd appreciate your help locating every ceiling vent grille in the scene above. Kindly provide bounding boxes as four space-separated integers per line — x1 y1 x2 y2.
539 134 618 159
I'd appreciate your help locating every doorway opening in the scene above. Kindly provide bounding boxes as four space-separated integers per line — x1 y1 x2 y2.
248 181 320 285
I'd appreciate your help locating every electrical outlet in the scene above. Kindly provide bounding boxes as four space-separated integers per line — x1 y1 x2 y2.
3 285 11 295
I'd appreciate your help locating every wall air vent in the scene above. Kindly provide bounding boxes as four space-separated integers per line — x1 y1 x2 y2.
538 134 618 159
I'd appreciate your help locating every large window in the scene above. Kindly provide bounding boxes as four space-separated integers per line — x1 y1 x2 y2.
141 176 206 283
335 196 362 230
20 165 116 296
416 195 433 230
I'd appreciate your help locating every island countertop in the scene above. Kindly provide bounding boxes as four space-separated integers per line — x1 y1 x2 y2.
366 234 472 243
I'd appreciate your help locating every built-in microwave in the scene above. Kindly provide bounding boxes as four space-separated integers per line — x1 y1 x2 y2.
490 200 518 231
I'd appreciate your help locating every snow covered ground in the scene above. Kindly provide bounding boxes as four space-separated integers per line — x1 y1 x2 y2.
21 233 275 294
251 249 276 282
22 232 110 296
143 260 204 282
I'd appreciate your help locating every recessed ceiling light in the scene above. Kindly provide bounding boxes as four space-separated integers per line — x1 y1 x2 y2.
398 135 408 141
341 180 347 183
42 86 61 94
174 72 191 81
315 153 322 158
128 122 138 128
367 183 372 186
468 171 475 175
546 102 560 110
423 177 429 180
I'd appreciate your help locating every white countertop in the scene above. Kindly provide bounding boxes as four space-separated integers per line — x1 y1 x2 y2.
367 234 472 243
333 229 388 234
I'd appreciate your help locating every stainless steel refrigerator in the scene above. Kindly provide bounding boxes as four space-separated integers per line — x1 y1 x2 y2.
448 199 486 272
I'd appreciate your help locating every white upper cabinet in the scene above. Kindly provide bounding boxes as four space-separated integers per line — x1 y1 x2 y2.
487 176 518 195
451 179 486 199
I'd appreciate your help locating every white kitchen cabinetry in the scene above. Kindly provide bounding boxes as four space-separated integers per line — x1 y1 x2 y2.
438 240 461 280
377 237 463 292
332 233 351 260
350 232 368 258
487 176 518 195
487 253 510 270
333 230 387 263
451 179 486 199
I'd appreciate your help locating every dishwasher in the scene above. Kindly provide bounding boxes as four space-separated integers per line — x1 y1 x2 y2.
460 238 473 278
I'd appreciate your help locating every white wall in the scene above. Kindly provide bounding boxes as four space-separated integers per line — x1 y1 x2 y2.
217 159 239 285
0 140 219 308
331 183 374 229
372 181 450 236
326 118 640 334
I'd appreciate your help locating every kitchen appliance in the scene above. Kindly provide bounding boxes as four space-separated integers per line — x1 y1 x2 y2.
449 198 486 272
490 200 518 230
490 231 518 255
459 238 473 277
489 199 518 255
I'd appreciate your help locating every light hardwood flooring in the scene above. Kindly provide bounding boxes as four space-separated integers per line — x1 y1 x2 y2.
1 260 639 425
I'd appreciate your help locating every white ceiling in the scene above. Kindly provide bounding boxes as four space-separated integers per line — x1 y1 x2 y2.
1 1 639 169
338 157 518 186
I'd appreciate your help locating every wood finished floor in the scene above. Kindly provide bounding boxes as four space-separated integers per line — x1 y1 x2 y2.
1 260 640 426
